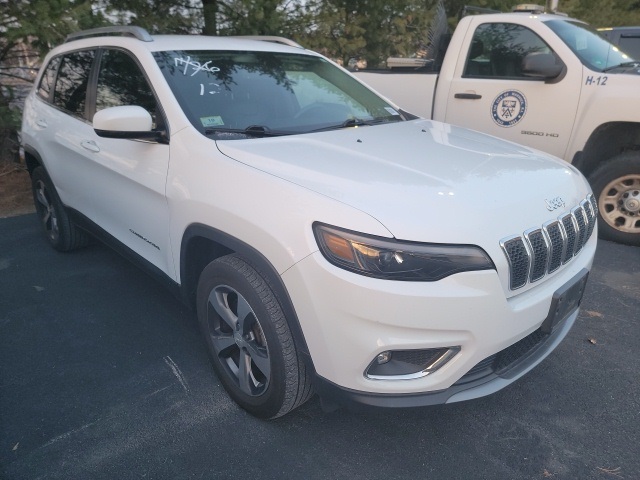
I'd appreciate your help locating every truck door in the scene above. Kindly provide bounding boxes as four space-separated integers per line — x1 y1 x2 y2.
442 20 581 160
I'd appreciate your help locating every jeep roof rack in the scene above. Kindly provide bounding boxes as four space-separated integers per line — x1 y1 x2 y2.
65 26 153 43
230 36 303 49
65 27 303 48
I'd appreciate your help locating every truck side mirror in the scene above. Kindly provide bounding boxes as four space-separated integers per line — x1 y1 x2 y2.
521 52 566 82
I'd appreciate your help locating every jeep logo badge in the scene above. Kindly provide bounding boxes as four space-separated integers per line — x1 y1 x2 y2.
545 197 565 211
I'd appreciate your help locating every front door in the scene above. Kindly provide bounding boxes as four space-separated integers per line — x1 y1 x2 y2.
441 19 581 160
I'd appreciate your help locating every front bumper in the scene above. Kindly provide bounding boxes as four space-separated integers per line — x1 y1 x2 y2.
313 306 578 410
281 237 595 406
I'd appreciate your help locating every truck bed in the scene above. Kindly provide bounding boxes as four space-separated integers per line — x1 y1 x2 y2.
354 70 438 119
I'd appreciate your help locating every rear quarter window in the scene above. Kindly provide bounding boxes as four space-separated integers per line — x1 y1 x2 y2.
52 50 95 119
37 57 61 101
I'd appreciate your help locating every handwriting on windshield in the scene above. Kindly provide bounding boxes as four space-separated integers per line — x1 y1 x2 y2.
174 56 220 76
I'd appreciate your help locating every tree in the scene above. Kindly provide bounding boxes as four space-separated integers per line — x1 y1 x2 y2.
561 0 640 26
299 0 434 68
215 0 286 35
202 0 218 35
94 0 201 33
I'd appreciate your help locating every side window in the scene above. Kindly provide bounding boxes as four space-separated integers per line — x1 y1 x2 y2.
37 57 61 101
96 49 159 128
53 50 95 118
464 23 551 78
619 36 640 59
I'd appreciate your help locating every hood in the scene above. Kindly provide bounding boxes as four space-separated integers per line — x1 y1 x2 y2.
215 119 591 245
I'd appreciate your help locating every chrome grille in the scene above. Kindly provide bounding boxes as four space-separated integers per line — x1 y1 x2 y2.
543 221 564 273
524 228 549 283
501 237 530 289
582 199 596 240
501 194 596 290
572 206 587 254
561 214 577 263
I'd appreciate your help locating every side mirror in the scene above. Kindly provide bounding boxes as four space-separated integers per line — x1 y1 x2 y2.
521 52 566 82
93 106 166 142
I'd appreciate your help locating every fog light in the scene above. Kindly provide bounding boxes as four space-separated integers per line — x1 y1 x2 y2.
366 346 461 380
376 351 392 364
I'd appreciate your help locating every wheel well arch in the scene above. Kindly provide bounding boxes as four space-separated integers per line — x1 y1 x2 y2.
23 145 44 175
574 122 640 177
179 223 314 367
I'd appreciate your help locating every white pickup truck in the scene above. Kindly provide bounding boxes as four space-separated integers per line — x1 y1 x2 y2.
355 9 640 246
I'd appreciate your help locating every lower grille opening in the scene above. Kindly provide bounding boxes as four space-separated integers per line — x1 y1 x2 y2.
454 327 549 386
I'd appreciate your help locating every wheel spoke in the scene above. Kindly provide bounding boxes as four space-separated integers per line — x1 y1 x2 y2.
235 294 253 333
36 184 49 209
237 349 254 395
211 334 236 356
621 216 636 229
209 288 238 330
41 209 51 227
245 340 270 379
49 212 58 234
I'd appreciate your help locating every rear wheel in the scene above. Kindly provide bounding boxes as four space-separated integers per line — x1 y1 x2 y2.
196 254 313 418
31 166 88 251
588 152 640 246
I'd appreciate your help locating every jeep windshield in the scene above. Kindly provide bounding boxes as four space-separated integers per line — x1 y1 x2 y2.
545 19 638 72
153 50 405 138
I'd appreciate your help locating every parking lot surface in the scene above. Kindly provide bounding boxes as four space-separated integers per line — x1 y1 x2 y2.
1 214 639 479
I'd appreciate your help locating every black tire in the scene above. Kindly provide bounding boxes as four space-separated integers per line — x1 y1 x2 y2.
31 166 89 252
588 152 640 246
196 254 313 418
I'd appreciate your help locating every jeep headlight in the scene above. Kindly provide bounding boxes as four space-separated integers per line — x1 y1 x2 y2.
313 224 494 281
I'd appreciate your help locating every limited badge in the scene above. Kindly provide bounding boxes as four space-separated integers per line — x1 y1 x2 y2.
491 90 527 127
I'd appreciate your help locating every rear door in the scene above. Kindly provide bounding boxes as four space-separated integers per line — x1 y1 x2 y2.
31 49 98 209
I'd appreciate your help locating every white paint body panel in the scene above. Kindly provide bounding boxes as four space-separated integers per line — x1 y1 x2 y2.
21 31 598 401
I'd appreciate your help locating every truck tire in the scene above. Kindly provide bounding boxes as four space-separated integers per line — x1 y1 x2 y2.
588 152 640 246
31 166 89 251
196 254 314 418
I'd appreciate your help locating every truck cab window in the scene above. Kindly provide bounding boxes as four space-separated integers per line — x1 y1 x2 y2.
464 23 551 78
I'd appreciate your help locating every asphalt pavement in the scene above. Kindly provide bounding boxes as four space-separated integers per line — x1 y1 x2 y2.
1 213 639 480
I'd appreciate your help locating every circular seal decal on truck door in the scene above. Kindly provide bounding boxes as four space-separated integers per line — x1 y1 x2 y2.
491 90 527 127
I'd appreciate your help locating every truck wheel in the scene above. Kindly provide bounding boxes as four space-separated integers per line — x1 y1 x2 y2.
196 254 313 418
588 152 640 246
31 166 88 252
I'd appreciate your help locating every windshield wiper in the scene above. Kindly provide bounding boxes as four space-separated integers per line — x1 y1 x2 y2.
204 125 292 138
602 61 640 72
310 116 400 133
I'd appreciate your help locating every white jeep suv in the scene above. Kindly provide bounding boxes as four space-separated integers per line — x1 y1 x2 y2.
21 26 597 418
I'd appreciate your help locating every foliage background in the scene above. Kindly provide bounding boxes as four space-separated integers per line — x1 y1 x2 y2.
2 0 639 162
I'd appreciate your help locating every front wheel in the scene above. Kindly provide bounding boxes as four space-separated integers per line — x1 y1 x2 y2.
196 254 313 418
588 152 640 246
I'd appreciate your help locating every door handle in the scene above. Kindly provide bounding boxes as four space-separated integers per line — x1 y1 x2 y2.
81 140 101 153
36 119 48 128
454 93 482 100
